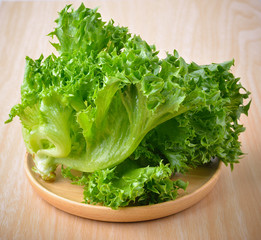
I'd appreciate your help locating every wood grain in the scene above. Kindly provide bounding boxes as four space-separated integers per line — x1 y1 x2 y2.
0 0 261 239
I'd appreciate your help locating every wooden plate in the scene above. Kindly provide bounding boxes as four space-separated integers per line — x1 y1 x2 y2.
24 153 222 222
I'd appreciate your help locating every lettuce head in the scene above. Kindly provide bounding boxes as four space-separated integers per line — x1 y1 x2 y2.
6 4 250 208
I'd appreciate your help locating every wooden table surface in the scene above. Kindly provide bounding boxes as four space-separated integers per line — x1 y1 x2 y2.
0 0 260 239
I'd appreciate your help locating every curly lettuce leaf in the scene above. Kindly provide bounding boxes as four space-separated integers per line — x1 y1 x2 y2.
48 4 130 55
61 160 187 209
130 60 251 173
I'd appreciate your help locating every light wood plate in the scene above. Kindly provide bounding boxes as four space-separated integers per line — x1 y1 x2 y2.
24 153 222 222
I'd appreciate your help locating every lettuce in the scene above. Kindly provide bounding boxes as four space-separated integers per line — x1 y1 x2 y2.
6 4 250 208
132 61 251 173
61 160 187 209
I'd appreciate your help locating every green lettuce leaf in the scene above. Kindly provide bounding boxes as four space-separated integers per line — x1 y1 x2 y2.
61 160 187 209
130 60 251 173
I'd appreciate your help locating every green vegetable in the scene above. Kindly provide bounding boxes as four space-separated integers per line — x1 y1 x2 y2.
6 4 250 208
61 160 187 209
